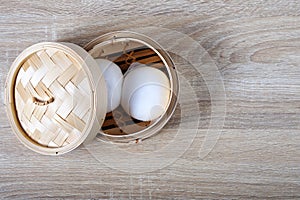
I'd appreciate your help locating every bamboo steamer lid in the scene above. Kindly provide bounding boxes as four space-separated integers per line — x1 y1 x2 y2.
5 42 107 155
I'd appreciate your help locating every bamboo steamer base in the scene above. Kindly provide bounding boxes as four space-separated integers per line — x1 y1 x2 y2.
85 31 179 142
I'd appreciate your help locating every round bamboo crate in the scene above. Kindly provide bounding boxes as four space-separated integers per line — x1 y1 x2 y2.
85 31 179 143
5 42 107 155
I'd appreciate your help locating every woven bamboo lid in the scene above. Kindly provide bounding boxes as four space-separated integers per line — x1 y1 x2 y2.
5 42 107 155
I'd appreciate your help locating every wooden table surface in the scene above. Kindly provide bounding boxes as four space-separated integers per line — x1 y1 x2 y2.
1 0 300 199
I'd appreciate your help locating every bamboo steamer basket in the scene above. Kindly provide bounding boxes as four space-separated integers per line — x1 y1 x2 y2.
85 31 179 143
5 31 179 154
5 42 107 155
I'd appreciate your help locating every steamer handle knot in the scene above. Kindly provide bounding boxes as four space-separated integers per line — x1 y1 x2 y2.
33 95 54 106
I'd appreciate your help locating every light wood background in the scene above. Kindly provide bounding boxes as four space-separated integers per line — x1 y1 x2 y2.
1 0 300 199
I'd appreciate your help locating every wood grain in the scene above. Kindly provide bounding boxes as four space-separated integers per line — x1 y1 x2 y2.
1 0 300 199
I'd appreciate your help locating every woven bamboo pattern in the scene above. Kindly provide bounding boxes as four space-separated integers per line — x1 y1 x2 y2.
14 48 92 148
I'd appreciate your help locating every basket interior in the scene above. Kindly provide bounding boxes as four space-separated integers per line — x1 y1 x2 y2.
89 39 170 136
